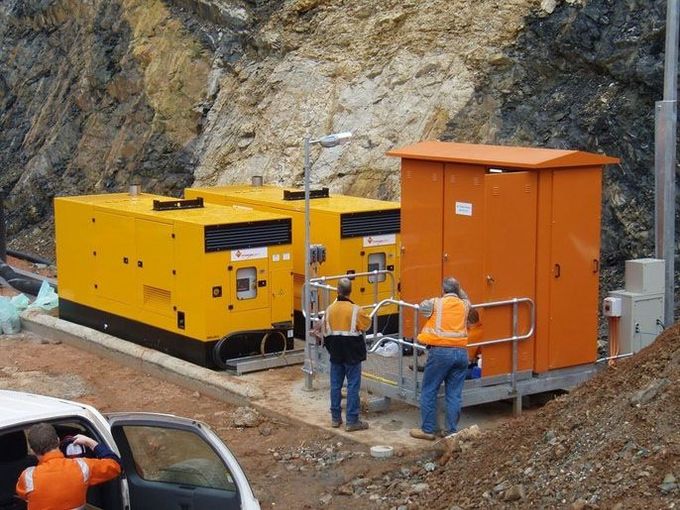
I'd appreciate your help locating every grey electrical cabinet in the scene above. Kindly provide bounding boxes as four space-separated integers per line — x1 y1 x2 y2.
608 259 665 355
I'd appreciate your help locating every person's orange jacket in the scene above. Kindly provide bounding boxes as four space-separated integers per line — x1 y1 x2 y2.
16 448 121 510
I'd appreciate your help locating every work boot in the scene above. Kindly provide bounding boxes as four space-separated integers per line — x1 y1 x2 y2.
409 428 436 441
331 418 343 428
345 420 369 432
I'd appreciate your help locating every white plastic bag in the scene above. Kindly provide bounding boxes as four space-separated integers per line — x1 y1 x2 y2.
374 340 400 358
28 281 59 311
11 293 30 311
0 297 21 334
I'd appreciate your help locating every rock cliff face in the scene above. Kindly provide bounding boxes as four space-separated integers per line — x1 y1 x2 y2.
0 0 674 278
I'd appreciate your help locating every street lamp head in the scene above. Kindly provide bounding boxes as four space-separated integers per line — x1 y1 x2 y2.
316 131 352 148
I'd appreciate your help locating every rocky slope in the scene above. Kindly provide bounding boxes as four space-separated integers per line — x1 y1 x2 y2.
0 0 674 278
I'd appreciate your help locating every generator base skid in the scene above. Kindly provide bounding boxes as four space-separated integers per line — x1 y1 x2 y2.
223 348 306 375
60 300 293 370
212 328 294 370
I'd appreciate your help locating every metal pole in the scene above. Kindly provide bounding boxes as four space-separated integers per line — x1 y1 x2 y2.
655 0 679 326
303 136 314 390
511 299 520 416
0 193 6 262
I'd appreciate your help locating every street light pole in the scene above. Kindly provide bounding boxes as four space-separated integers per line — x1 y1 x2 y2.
302 131 352 391
303 135 313 390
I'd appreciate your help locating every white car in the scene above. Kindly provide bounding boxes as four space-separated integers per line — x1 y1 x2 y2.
0 390 260 510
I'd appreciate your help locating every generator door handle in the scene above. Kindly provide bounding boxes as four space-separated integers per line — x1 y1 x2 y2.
592 259 599 273
443 252 448 262
554 263 561 278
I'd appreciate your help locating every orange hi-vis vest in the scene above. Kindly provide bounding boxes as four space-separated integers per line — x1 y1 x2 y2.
323 299 371 336
16 449 121 510
417 295 470 348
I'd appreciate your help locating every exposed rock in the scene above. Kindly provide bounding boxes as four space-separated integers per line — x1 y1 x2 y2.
410 483 429 495
659 473 677 494
502 484 525 502
231 406 261 427
336 483 354 496
629 378 670 406
571 498 588 510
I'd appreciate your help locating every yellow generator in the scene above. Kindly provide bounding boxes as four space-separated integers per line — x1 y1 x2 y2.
54 192 295 368
184 183 401 337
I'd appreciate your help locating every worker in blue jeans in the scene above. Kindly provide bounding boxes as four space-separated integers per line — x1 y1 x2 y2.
322 277 371 432
410 277 480 440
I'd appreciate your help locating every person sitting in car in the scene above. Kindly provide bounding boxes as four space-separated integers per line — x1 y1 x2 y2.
16 423 121 510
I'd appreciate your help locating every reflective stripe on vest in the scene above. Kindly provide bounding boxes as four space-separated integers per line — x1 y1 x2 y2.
75 458 90 483
420 297 469 339
324 302 361 336
22 466 36 493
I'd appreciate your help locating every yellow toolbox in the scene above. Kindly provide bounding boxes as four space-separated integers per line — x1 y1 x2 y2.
55 192 294 368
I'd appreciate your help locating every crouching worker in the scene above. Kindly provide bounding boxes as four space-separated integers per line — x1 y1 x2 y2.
16 423 121 509
410 276 480 440
323 277 371 432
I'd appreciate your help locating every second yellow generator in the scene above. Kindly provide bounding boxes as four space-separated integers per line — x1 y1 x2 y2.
184 182 401 337
55 192 295 368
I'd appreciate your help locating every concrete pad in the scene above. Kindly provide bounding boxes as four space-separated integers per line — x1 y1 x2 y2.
20 309 517 451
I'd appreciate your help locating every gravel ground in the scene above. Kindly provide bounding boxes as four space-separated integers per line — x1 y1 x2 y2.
358 325 680 509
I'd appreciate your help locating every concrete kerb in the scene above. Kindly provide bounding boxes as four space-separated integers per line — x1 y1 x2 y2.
17 311 397 445
20 310 262 406
17 310 502 450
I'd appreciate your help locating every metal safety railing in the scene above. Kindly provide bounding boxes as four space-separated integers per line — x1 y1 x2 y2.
363 296 535 404
301 270 398 380
302 271 536 408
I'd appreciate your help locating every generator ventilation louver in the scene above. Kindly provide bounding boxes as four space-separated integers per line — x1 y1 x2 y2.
340 210 400 238
204 219 292 252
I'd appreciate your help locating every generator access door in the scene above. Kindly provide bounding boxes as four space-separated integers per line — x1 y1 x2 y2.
135 219 175 318
93 211 136 305
228 248 271 313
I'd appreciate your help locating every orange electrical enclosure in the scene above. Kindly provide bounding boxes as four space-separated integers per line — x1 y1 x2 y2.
388 141 619 376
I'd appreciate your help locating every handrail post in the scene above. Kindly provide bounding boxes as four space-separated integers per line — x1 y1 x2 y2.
413 310 420 402
511 299 521 416
398 301 405 388
372 272 379 333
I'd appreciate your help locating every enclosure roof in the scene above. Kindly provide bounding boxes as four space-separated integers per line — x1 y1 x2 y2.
387 141 619 169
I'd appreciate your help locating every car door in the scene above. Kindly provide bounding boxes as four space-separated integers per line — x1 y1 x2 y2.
107 413 259 510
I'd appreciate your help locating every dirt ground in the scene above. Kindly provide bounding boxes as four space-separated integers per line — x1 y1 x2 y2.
0 332 409 509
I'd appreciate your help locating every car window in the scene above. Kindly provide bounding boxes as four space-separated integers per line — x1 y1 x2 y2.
121 425 237 491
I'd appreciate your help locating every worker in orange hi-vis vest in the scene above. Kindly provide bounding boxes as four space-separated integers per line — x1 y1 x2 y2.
16 423 121 510
410 276 480 441
322 277 372 432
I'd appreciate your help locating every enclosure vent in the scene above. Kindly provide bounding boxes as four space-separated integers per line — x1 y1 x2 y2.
143 285 171 312
204 219 292 252
340 209 400 238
